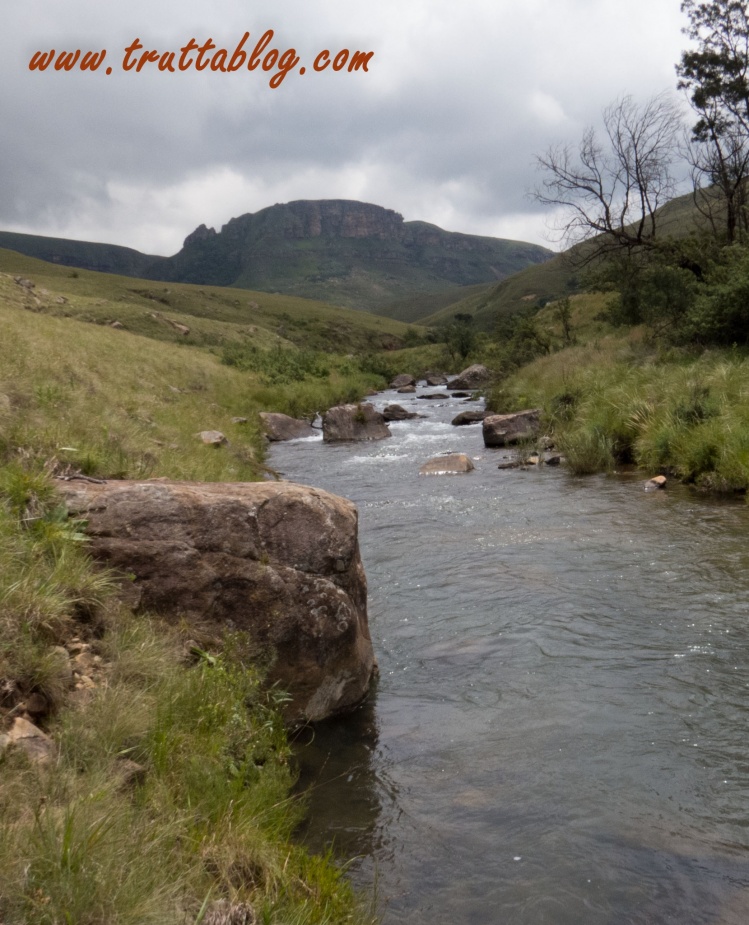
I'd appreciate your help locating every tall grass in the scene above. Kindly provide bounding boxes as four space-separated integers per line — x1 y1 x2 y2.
0 467 371 925
489 336 749 493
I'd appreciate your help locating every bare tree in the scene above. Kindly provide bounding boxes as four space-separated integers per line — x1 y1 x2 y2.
534 94 683 261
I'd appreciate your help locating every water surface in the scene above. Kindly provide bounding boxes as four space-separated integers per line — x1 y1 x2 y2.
271 388 749 924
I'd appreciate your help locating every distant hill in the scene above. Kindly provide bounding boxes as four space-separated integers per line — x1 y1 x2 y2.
423 187 713 330
0 200 552 314
0 230 162 278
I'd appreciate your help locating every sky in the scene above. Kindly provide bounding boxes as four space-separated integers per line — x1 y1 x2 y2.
2 0 692 256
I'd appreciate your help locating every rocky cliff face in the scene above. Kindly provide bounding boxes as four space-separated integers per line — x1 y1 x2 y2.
153 199 553 311
56 478 376 725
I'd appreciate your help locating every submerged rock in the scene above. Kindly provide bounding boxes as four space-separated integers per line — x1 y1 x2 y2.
382 404 419 421
645 475 667 491
322 403 390 442
482 409 541 447
55 479 376 724
259 412 316 442
419 453 475 475
451 410 486 426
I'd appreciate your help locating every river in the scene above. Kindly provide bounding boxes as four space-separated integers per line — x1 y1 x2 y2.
270 386 749 925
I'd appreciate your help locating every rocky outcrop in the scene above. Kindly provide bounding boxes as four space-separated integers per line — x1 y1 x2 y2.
259 412 317 442
55 479 376 724
483 409 541 447
322 403 390 442
450 365 493 390
451 411 487 426
390 374 416 389
419 453 475 475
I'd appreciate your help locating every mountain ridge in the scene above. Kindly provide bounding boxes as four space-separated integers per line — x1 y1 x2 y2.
0 199 553 313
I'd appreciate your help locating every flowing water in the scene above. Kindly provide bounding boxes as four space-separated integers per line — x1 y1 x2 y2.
270 387 749 924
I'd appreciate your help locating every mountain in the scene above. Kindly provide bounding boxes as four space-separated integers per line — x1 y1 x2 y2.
0 201 552 314
149 200 552 311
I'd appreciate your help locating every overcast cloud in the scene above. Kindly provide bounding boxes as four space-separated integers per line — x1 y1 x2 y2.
2 0 690 255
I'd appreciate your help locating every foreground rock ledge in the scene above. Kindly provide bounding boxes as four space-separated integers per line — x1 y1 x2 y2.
55 479 376 725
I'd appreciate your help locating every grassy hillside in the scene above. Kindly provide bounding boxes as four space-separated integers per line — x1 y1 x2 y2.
0 230 164 278
373 283 490 323
486 290 749 494
0 247 394 924
0 248 415 355
423 187 717 332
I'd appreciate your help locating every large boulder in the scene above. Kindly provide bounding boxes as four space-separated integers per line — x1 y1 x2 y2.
322 403 390 442
419 453 475 475
259 412 317 442
450 364 492 390
55 479 376 725
483 409 541 447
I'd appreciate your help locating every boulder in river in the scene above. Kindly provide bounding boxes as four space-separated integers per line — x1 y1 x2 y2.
424 375 448 386
644 475 667 491
382 404 419 421
417 393 450 400
55 478 376 725
450 365 492 390
259 412 317 442
322 403 391 442
419 453 475 475
483 409 541 447
390 374 416 389
397 385 417 394
451 410 487 426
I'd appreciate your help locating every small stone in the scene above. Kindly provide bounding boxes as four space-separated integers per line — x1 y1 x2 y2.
197 430 228 447
21 692 48 717
115 758 147 789
8 717 56 764
110 320 124 328
545 455 563 466
232 417 248 424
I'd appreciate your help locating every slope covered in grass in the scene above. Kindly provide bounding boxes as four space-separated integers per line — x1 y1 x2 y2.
0 248 415 355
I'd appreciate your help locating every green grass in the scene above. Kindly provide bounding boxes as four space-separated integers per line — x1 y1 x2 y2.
488 314 749 492
0 248 417 355
0 467 372 925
